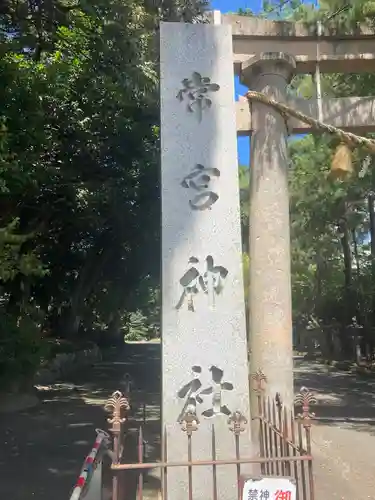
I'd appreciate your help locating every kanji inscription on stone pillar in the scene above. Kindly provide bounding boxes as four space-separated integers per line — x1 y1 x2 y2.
160 21 253 500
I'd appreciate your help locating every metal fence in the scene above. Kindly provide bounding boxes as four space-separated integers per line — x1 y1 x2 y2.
252 370 315 500
103 370 315 500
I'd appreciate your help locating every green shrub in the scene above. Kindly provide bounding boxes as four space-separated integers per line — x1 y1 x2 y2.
124 310 150 342
0 312 46 389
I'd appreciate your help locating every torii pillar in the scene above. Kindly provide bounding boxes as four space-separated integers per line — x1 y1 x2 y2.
241 53 296 410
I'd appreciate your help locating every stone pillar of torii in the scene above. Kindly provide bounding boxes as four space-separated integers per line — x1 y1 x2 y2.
241 52 296 412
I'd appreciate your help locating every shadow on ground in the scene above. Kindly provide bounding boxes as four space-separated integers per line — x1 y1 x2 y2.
0 344 161 500
294 359 375 435
3 345 375 500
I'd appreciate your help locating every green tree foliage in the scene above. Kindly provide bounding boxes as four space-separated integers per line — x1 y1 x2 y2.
0 0 207 385
237 0 375 358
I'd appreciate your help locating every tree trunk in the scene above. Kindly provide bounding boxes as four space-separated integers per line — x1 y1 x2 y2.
340 219 353 319
339 218 354 358
315 256 322 297
352 229 361 280
107 311 123 346
368 194 375 327
351 229 363 324
57 230 116 337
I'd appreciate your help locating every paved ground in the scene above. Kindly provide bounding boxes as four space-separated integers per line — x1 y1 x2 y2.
294 359 375 499
0 344 161 500
0 345 374 499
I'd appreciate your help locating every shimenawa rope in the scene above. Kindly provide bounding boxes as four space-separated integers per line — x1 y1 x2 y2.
246 90 375 154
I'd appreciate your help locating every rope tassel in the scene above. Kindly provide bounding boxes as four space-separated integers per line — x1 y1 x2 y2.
329 142 353 180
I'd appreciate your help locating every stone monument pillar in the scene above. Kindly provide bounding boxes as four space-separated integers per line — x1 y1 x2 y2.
241 53 296 410
160 22 253 500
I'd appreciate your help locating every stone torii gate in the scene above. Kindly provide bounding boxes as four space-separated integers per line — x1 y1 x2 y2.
218 12 375 409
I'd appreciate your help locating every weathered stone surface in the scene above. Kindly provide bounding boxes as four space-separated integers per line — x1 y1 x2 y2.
160 21 252 500
241 53 295 410
221 14 375 74
222 14 375 38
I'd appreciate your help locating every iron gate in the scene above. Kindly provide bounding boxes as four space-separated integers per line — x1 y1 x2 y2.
103 370 315 500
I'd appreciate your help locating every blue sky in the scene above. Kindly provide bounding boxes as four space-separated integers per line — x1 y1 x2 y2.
212 0 264 13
